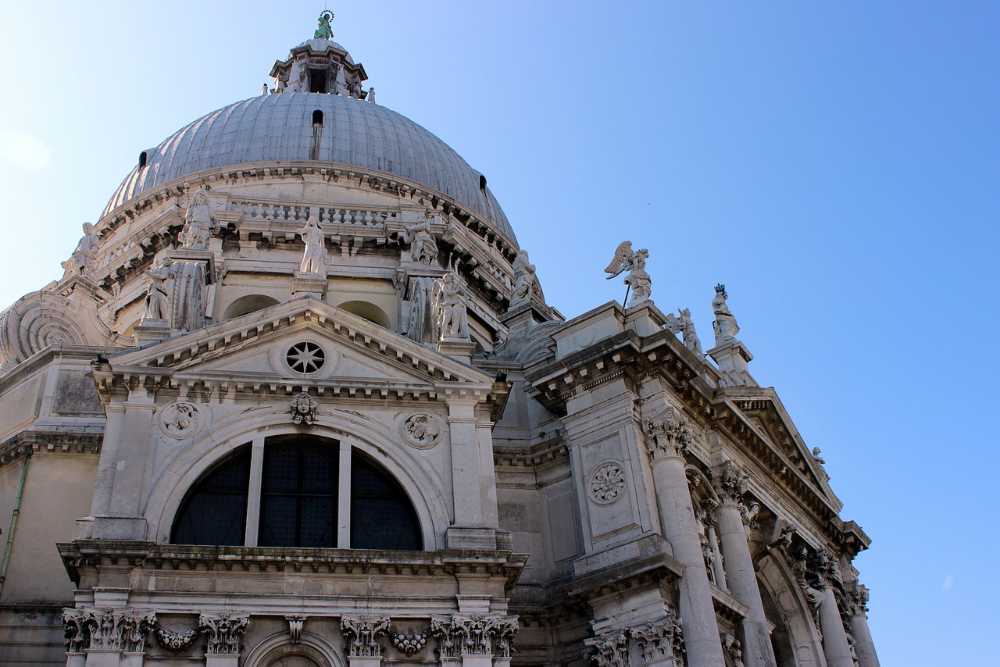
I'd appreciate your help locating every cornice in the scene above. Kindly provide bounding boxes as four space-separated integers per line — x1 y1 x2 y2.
0 430 103 465
59 541 527 592
493 438 569 470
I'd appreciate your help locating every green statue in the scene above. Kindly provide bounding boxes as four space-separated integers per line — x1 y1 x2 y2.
314 10 334 40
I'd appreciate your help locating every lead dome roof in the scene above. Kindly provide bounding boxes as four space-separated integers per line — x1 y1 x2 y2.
102 91 516 244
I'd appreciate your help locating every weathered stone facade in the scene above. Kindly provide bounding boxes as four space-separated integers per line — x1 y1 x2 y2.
0 15 879 667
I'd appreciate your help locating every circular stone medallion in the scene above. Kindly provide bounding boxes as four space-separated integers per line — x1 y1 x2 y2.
286 341 326 374
588 461 626 505
401 414 442 449
158 401 202 439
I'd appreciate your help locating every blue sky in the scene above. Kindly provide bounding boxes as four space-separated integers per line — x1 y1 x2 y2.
2 1 997 662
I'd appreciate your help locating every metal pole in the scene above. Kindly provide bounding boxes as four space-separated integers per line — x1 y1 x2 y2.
0 454 30 594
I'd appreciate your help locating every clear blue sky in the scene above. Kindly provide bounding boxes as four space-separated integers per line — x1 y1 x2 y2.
2 1 996 662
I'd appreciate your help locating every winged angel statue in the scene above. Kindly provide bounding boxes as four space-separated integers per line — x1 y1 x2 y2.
604 241 652 307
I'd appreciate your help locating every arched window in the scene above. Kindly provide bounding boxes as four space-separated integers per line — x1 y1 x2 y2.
312 109 324 125
171 435 423 550
224 294 280 319
170 445 251 546
351 450 422 550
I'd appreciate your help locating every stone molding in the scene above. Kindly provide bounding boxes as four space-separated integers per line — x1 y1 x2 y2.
0 431 102 465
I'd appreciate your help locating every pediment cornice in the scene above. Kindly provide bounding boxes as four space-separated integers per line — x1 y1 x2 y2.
94 299 494 403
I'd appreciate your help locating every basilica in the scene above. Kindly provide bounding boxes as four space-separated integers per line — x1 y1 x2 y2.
0 14 880 667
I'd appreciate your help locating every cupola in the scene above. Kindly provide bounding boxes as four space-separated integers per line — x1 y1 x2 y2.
268 11 370 99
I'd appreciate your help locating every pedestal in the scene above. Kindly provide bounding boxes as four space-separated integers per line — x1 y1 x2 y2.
438 339 475 364
134 320 171 347
292 272 327 299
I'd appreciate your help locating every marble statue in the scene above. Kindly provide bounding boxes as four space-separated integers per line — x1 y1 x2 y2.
679 307 702 355
168 259 206 332
434 271 470 342
712 283 740 345
141 261 171 324
299 219 327 276
510 249 536 307
314 10 334 40
61 223 97 277
604 240 651 306
399 212 439 265
180 191 213 250
812 447 826 465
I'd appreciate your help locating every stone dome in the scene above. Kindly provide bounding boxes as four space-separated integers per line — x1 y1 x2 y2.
102 91 516 244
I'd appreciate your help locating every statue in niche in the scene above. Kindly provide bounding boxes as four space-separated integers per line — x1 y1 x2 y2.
712 283 740 345
509 249 536 307
180 190 213 250
603 240 651 306
61 223 97 277
141 261 172 324
299 219 327 275
434 271 470 342
399 211 439 265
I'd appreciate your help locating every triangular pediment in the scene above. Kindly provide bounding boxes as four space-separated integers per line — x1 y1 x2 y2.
106 298 492 396
724 389 842 510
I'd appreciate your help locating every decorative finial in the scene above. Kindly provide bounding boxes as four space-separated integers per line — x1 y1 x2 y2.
715 283 727 297
314 10 334 40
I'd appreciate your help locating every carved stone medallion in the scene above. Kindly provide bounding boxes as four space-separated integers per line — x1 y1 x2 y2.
588 462 627 505
157 401 202 439
401 413 441 449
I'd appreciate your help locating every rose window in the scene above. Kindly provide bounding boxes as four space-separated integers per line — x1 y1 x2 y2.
286 341 325 374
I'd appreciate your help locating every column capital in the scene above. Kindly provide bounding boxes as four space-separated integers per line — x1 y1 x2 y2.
62 606 156 654
642 408 692 460
341 615 390 658
429 614 518 659
198 613 249 656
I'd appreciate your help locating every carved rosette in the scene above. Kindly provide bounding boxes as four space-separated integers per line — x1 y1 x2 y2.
341 616 390 658
198 613 249 656
643 409 693 460
63 607 156 654
157 401 202 439
391 630 428 656
430 614 518 659
588 461 626 505
401 413 442 449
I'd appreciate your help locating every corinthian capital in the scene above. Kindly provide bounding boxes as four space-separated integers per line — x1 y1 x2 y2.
341 616 390 658
643 408 692 460
714 460 749 504
585 629 630 667
198 613 249 656
63 607 156 654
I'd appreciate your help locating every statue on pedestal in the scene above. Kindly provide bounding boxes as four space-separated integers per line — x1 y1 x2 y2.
509 249 536 308
141 261 172 324
299 219 328 276
314 10 334 40
712 283 740 345
434 271 470 342
604 240 651 306
180 191 213 250
399 211 439 265
61 223 97 278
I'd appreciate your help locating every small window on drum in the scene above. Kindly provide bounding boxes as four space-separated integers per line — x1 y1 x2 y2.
351 450 422 550
171 445 251 546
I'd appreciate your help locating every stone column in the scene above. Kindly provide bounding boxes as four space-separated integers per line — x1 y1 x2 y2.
818 587 854 667
848 585 881 667
713 462 777 667
643 412 725 667
199 613 249 667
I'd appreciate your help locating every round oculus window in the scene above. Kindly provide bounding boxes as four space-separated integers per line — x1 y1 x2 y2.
286 341 325 374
